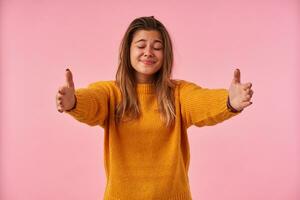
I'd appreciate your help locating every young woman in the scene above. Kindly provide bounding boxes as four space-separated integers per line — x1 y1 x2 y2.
56 16 253 200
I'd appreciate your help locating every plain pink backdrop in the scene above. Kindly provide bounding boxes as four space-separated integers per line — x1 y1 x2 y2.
1 0 299 199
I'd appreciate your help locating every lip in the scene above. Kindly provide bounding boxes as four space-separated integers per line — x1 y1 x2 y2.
141 60 156 65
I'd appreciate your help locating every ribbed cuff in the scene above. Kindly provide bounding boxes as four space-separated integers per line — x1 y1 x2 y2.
65 89 95 118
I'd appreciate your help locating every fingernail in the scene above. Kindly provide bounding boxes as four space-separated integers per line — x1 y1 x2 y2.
66 68 70 71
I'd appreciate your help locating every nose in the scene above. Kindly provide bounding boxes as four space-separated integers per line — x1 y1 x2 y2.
143 46 154 57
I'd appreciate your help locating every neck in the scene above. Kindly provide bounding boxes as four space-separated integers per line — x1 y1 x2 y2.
135 73 155 84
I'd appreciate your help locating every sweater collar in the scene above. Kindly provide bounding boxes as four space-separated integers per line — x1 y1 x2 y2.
136 83 155 94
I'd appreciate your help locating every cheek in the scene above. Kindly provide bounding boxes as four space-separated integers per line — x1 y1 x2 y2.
130 49 141 62
130 50 137 65
157 52 164 63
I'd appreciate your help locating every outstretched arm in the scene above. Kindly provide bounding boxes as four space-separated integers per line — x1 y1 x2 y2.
55 68 109 127
180 68 254 128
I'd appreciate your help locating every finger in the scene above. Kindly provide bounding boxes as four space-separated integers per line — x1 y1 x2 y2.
58 99 63 106
243 82 252 90
249 89 254 97
58 87 65 95
241 101 253 108
65 68 75 89
58 86 68 95
57 105 64 113
57 92 63 99
56 98 63 108
245 88 253 95
232 68 241 84
243 94 252 102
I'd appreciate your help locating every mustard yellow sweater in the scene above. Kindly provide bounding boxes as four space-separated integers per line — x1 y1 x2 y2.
66 80 240 200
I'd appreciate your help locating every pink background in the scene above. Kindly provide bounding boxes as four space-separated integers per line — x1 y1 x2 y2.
1 0 299 199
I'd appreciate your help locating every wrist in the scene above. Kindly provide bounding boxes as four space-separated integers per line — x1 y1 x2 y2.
227 96 242 113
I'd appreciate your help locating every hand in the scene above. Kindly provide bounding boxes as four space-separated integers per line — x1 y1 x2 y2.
228 69 254 112
56 68 76 113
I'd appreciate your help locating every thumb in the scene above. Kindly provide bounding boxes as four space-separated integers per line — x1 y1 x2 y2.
65 68 75 89
232 68 241 84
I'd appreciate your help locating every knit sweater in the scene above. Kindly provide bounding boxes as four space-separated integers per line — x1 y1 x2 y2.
66 80 240 200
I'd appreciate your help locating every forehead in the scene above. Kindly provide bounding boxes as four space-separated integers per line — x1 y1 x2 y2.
132 30 162 42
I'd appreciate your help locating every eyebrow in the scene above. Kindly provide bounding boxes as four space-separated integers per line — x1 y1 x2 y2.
134 39 163 44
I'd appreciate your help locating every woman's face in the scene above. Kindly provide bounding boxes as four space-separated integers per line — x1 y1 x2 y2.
130 30 164 83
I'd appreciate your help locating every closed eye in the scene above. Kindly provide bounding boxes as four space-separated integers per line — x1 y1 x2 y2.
137 46 162 50
136 46 163 51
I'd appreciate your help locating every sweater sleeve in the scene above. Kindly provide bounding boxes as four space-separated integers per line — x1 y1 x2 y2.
179 81 241 128
65 82 109 128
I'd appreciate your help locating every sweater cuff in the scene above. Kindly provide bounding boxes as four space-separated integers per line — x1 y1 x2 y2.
65 89 95 118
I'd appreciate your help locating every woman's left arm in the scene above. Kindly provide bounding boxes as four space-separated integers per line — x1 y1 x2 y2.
179 68 254 128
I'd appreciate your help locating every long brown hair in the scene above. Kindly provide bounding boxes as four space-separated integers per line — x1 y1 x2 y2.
115 16 175 127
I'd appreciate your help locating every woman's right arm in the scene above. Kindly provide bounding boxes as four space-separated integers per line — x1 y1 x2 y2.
55 69 109 127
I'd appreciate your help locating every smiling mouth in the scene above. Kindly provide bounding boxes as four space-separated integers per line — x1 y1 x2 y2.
141 60 156 65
